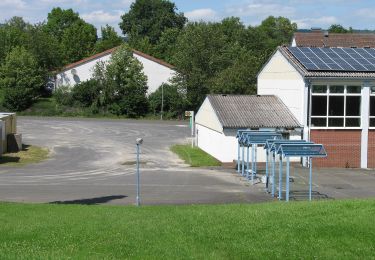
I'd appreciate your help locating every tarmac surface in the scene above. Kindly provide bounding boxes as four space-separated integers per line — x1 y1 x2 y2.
0 117 269 205
0 117 374 205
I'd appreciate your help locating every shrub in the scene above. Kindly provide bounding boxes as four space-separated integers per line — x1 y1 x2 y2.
53 85 74 106
71 79 100 107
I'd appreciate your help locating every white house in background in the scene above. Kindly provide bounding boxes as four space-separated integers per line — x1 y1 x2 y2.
54 47 176 95
257 46 375 168
195 95 302 165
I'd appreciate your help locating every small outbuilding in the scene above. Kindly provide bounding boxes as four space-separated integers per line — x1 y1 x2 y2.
195 95 302 165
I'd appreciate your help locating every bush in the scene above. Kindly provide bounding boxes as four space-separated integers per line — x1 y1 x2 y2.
71 79 100 107
53 85 74 106
2 87 34 111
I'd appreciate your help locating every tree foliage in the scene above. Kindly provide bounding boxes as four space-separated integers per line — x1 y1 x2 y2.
94 25 123 53
328 24 353 33
0 47 44 111
119 0 186 48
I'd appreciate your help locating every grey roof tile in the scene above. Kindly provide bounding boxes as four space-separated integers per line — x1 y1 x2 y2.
207 95 301 128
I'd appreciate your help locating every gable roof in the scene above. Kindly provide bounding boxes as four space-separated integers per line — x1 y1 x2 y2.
207 95 301 129
293 32 375 48
60 46 175 72
279 46 375 78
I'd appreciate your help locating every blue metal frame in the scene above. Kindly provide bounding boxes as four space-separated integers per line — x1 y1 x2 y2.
265 140 313 198
276 143 327 202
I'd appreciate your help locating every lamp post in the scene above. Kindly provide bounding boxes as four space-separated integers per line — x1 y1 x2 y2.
136 138 143 206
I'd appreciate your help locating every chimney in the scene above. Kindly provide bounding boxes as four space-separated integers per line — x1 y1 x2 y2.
324 31 329 37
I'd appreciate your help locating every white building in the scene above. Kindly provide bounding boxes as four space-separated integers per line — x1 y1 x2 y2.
55 47 176 95
258 46 375 168
195 95 301 164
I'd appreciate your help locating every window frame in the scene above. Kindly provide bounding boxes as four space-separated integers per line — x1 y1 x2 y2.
370 86 375 129
310 84 362 129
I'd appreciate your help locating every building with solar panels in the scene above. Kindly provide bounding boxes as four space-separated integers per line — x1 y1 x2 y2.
258 46 375 168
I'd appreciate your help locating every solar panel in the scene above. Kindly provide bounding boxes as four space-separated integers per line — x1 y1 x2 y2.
287 47 375 72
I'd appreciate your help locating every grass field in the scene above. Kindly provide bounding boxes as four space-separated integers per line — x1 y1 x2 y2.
0 199 374 259
171 144 221 167
0 145 49 167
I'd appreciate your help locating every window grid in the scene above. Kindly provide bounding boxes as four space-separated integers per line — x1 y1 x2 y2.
311 85 361 128
370 87 375 128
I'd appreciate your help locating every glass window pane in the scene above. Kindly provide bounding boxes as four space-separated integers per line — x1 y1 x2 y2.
371 96 375 116
330 85 344 93
346 118 361 127
311 118 326 127
347 86 361 93
329 96 344 116
312 85 327 93
370 118 375 127
328 118 344 127
311 96 327 116
346 96 361 116
371 86 375 94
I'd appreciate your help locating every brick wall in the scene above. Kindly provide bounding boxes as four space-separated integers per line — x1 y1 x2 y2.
310 130 361 168
368 130 375 168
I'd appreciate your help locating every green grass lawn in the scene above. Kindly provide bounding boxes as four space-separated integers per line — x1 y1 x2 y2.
0 145 49 167
0 199 374 259
171 144 221 167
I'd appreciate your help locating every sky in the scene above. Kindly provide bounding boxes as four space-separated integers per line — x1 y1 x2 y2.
1 0 375 35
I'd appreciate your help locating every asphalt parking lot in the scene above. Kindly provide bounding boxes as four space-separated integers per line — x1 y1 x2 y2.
0 117 270 205
0 117 374 205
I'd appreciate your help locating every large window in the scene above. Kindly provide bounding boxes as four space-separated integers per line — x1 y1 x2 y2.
311 85 361 128
371 86 375 127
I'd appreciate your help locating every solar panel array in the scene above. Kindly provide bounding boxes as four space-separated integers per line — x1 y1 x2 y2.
287 47 375 72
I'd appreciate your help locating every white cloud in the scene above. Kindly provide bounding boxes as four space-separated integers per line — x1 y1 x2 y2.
293 16 339 29
81 10 123 24
355 8 375 19
226 1 295 22
185 8 218 22
0 0 26 9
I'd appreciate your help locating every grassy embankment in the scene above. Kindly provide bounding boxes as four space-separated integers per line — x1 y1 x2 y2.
171 144 221 167
0 199 374 258
0 145 49 166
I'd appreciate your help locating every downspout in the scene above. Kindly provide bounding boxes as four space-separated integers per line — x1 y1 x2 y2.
305 79 311 142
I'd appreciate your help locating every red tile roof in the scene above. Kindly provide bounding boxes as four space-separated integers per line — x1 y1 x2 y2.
60 46 175 72
293 32 375 48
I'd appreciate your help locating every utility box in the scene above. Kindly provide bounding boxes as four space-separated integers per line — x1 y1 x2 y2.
7 133 22 152
0 113 17 154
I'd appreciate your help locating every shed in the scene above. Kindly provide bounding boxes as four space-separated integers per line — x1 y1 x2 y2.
0 113 17 154
195 95 302 164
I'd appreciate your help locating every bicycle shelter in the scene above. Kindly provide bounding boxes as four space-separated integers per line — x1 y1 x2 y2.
276 143 327 202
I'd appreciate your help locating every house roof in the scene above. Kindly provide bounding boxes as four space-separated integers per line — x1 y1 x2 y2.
60 46 175 72
207 95 301 129
279 46 375 78
293 31 375 48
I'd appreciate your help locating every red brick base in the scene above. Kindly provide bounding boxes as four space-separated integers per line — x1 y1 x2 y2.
310 130 361 168
368 131 375 168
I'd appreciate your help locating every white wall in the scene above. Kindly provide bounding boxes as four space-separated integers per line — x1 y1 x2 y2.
55 52 175 95
258 50 306 124
195 98 223 133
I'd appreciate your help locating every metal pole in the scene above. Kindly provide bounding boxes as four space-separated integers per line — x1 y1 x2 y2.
136 144 140 206
237 142 241 173
246 146 250 179
279 155 283 200
309 157 312 201
254 144 257 177
252 144 255 184
266 150 269 191
272 153 275 197
241 146 245 176
286 157 290 202
160 84 164 120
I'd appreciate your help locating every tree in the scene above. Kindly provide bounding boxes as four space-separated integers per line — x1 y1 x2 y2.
61 19 97 64
94 25 123 53
45 7 80 41
0 47 44 111
93 44 149 117
328 24 353 33
119 0 186 46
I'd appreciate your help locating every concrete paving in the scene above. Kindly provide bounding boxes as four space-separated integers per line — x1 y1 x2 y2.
0 117 270 205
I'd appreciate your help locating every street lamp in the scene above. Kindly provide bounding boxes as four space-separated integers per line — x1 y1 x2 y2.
136 138 143 206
